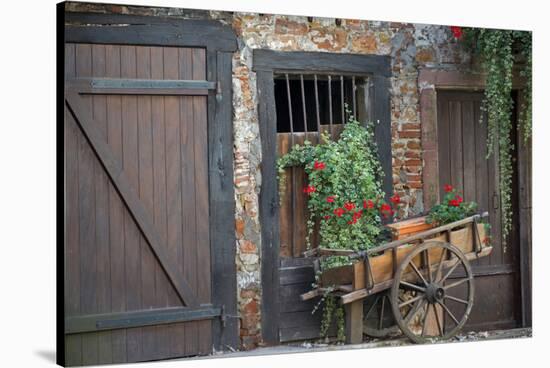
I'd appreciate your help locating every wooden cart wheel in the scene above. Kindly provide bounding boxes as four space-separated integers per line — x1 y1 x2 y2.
363 291 400 337
390 241 474 344
363 290 417 338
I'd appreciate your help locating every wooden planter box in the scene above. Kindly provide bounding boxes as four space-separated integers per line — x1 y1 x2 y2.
319 222 487 288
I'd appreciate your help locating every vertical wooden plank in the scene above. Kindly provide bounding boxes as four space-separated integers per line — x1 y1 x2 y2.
277 133 292 258
120 44 142 362
192 48 212 354
75 43 100 366
462 100 476 202
209 50 239 351
437 97 451 196
64 42 83 367
163 46 187 357
474 97 491 267
178 47 198 356
449 100 464 193
91 43 114 365
136 45 158 360
150 45 171 358
293 133 307 257
105 44 127 364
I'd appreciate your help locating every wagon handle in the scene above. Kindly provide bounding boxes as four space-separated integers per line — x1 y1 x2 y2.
473 211 489 255
356 251 375 291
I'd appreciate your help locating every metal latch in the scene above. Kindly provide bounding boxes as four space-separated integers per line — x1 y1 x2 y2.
220 305 240 328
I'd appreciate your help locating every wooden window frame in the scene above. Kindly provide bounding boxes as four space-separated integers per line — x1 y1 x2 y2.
253 50 392 344
58 8 239 363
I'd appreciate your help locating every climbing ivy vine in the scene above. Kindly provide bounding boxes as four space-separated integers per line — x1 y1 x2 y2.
458 27 532 246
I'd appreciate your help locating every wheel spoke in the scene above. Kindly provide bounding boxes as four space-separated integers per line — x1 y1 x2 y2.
399 294 424 309
404 298 426 324
439 258 461 284
400 281 426 293
409 262 429 287
435 248 447 282
443 277 470 291
437 301 459 325
424 250 432 283
421 303 430 337
432 304 444 337
379 295 386 330
365 295 380 318
444 294 469 305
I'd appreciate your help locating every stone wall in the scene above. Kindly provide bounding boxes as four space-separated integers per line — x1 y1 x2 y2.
65 2 472 351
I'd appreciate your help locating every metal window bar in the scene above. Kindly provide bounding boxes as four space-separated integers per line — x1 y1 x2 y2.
285 73 297 255
340 75 345 124
352 76 357 119
328 75 333 139
313 74 321 142
300 74 308 135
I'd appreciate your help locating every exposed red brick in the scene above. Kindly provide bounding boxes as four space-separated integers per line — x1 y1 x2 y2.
241 335 260 350
235 218 245 239
240 288 258 299
351 33 377 53
240 315 259 330
408 182 423 189
243 299 258 315
405 159 422 167
401 123 420 131
239 239 257 254
399 131 421 139
407 140 421 150
405 151 421 159
407 174 422 182
275 18 308 35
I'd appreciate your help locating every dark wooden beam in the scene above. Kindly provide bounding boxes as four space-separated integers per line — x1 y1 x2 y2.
67 78 216 95
65 89 199 307
257 69 281 345
65 306 221 334
65 12 238 52
252 50 391 77
209 50 239 351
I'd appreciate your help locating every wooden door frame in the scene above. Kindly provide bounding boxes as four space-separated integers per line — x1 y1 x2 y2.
58 7 239 365
418 67 532 327
253 50 392 344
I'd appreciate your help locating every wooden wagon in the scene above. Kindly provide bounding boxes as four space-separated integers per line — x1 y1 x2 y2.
300 212 491 344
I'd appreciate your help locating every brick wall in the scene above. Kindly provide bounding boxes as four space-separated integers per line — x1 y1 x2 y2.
65 2 473 351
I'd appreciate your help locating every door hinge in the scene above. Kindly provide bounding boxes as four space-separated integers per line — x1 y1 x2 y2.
220 305 239 329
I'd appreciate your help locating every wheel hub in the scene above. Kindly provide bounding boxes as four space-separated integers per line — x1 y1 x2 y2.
425 283 445 304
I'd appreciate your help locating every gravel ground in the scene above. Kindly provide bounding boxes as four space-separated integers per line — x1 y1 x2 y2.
186 327 532 361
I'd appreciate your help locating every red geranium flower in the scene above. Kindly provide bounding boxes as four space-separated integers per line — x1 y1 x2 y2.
313 161 326 170
344 202 356 211
363 199 375 209
324 215 331 220
444 184 453 193
303 185 316 195
390 194 401 205
450 26 463 39
326 196 335 203
380 203 392 212
449 199 460 207
347 218 358 225
333 208 345 217
455 195 463 204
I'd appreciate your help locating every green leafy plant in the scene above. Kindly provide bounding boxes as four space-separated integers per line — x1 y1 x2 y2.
426 184 477 225
455 27 532 247
278 115 397 342
277 118 398 260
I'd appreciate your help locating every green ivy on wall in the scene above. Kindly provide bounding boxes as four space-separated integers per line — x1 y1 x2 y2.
459 27 532 246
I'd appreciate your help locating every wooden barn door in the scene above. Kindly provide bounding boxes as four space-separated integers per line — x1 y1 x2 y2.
437 90 522 331
64 42 218 365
